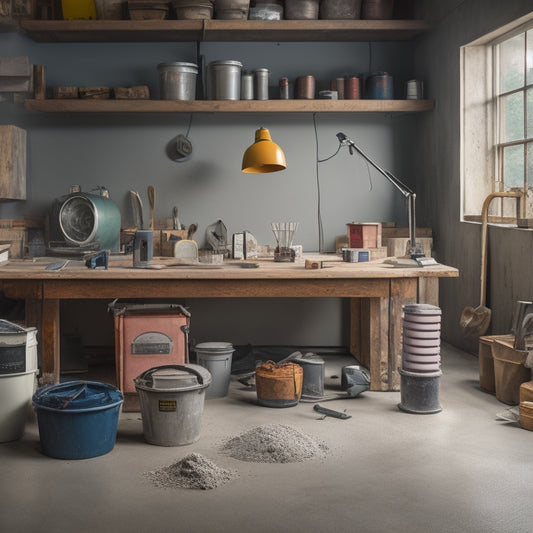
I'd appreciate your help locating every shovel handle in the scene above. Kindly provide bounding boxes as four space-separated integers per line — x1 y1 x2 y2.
479 191 522 306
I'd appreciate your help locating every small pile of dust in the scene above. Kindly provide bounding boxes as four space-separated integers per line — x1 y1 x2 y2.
146 453 237 490
221 424 328 463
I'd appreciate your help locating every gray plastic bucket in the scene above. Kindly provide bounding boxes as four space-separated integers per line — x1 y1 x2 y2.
294 354 325 399
195 342 234 398
398 368 442 414
134 364 211 446
158 62 198 100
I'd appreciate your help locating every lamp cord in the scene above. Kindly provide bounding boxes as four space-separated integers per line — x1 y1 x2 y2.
313 113 325 252
313 116 375 253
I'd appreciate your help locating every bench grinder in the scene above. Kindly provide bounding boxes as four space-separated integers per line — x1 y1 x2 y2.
49 186 121 253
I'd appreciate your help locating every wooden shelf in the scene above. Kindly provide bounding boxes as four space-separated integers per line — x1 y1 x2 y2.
20 19 430 43
24 98 435 114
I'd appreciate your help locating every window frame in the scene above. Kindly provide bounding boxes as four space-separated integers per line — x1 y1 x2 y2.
461 13 533 224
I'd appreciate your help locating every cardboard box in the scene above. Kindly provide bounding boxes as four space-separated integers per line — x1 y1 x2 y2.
347 222 382 249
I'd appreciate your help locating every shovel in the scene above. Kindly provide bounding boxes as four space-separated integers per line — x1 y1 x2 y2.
460 191 522 337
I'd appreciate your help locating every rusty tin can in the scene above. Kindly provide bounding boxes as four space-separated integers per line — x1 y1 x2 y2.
296 75 315 99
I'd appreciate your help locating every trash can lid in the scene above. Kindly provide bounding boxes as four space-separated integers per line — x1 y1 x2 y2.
293 353 325 365
194 342 234 353
134 364 212 392
32 381 123 412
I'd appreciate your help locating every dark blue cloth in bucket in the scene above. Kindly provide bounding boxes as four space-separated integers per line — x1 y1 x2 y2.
32 381 123 460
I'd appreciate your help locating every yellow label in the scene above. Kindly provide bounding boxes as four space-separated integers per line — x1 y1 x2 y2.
158 399 177 412
61 0 97 20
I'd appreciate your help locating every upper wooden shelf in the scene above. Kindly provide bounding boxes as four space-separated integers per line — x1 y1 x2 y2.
20 19 430 43
24 98 435 113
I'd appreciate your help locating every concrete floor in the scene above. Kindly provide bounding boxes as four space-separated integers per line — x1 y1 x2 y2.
1 343 532 533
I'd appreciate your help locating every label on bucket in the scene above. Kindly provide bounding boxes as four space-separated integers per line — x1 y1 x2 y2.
158 399 177 412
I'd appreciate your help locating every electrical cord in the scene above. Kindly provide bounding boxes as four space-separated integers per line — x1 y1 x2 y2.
313 115 375 253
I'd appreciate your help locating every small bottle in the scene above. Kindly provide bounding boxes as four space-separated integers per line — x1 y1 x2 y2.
279 77 289 99
253 68 270 100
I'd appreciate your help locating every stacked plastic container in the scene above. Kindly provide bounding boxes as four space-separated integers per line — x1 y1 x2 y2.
399 304 443 414
0 320 38 442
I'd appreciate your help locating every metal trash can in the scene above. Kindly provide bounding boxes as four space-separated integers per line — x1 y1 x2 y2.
134 364 211 446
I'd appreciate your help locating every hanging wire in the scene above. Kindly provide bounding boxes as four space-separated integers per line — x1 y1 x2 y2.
313 113 325 252
185 112 193 137
313 116 376 253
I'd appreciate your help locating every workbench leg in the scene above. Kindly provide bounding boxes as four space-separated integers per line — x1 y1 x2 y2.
40 299 60 384
418 277 439 306
389 279 417 391
350 297 389 391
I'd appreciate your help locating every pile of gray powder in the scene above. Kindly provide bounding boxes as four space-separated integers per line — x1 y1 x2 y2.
221 424 328 463
146 452 237 490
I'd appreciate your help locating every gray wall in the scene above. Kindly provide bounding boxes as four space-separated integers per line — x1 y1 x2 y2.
413 0 533 354
3 1 531 354
0 29 420 349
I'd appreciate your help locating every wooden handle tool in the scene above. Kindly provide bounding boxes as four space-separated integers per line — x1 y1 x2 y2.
147 185 155 230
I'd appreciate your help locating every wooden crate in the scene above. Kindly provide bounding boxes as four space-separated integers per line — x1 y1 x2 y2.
0 228 27 258
0 125 26 200
347 222 382 248
160 229 188 256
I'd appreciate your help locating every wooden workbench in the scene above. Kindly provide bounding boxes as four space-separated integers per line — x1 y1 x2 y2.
0 256 458 391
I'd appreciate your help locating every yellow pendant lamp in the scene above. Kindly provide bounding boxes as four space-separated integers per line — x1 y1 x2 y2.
242 128 286 173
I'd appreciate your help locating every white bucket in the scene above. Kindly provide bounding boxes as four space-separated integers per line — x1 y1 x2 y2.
0 369 37 442
0 320 38 374
195 342 234 398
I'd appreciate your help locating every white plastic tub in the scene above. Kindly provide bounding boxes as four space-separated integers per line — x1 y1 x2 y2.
0 369 37 442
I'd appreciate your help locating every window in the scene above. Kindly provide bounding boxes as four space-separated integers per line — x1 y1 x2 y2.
461 13 533 222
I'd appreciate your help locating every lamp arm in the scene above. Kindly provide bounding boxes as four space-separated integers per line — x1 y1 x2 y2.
336 132 423 259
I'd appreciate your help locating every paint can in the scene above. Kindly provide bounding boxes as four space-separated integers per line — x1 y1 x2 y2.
344 76 360 99
296 75 315 99
366 72 393 99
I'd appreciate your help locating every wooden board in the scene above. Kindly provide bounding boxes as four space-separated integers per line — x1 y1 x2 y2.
0 125 26 200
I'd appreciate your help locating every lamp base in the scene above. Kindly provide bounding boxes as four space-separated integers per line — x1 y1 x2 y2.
385 256 438 268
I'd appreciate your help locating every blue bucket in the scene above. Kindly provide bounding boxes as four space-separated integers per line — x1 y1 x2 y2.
32 381 123 460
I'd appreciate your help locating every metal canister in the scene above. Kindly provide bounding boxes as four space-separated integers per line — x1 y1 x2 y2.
296 75 315 99
241 72 253 100
157 62 198 100
366 72 393 99
335 77 345 99
279 77 289 99
406 79 424 100
253 68 270 100
207 60 243 100
344 76 360 99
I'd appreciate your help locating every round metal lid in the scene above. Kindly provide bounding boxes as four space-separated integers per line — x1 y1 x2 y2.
195 342 234 353
33 380 123 412
134 364 212 391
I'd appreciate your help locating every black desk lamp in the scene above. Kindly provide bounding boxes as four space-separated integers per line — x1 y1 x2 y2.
336 132 433 264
